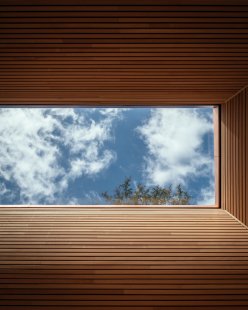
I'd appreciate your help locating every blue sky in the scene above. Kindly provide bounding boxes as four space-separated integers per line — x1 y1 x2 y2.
0 107 215 205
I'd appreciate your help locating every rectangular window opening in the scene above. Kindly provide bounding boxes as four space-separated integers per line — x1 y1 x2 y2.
0 106 219 207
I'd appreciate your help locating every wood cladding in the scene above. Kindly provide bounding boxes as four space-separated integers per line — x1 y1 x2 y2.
1 1 248 104
0 3 248 309
0 207 248 309
221 86 248 226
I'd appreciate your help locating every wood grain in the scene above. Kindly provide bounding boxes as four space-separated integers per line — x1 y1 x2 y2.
221 86 248 226
0 2 248 104
0 207 248 310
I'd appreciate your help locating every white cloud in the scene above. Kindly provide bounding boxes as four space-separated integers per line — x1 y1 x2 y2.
137 108 214 190
0 183 16 203
197 180 215 205
0 108 119 204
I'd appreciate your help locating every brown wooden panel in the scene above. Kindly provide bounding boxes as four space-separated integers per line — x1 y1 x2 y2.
221 86 248 226
0 90 232 105
0 208 248 309
0 2 248 104
246 88 248 225
1 0 248 4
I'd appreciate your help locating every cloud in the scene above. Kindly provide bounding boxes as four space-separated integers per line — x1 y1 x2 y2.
60 110 116 180
137 108 214 190
197 181 215 205
0 183 16 203
0 108 120 204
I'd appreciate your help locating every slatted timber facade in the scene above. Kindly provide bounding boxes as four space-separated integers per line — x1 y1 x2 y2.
0 207 248 310
1 1 248 309
0 0 248 104
221 86 248 226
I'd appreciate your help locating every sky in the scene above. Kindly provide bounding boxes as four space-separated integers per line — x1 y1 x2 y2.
0 107 215 205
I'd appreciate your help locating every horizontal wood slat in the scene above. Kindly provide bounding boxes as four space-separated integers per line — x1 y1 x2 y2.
0 2 248 104
0 208 247 310
0 91 233 105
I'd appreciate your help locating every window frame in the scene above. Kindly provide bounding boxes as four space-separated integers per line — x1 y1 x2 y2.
0 104 220 208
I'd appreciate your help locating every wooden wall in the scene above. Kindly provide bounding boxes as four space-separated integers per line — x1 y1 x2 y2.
1 207 248 310
221 86 248 226
1 0 248 105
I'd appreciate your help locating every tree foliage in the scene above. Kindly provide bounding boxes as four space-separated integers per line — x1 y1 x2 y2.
101 177 191 205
